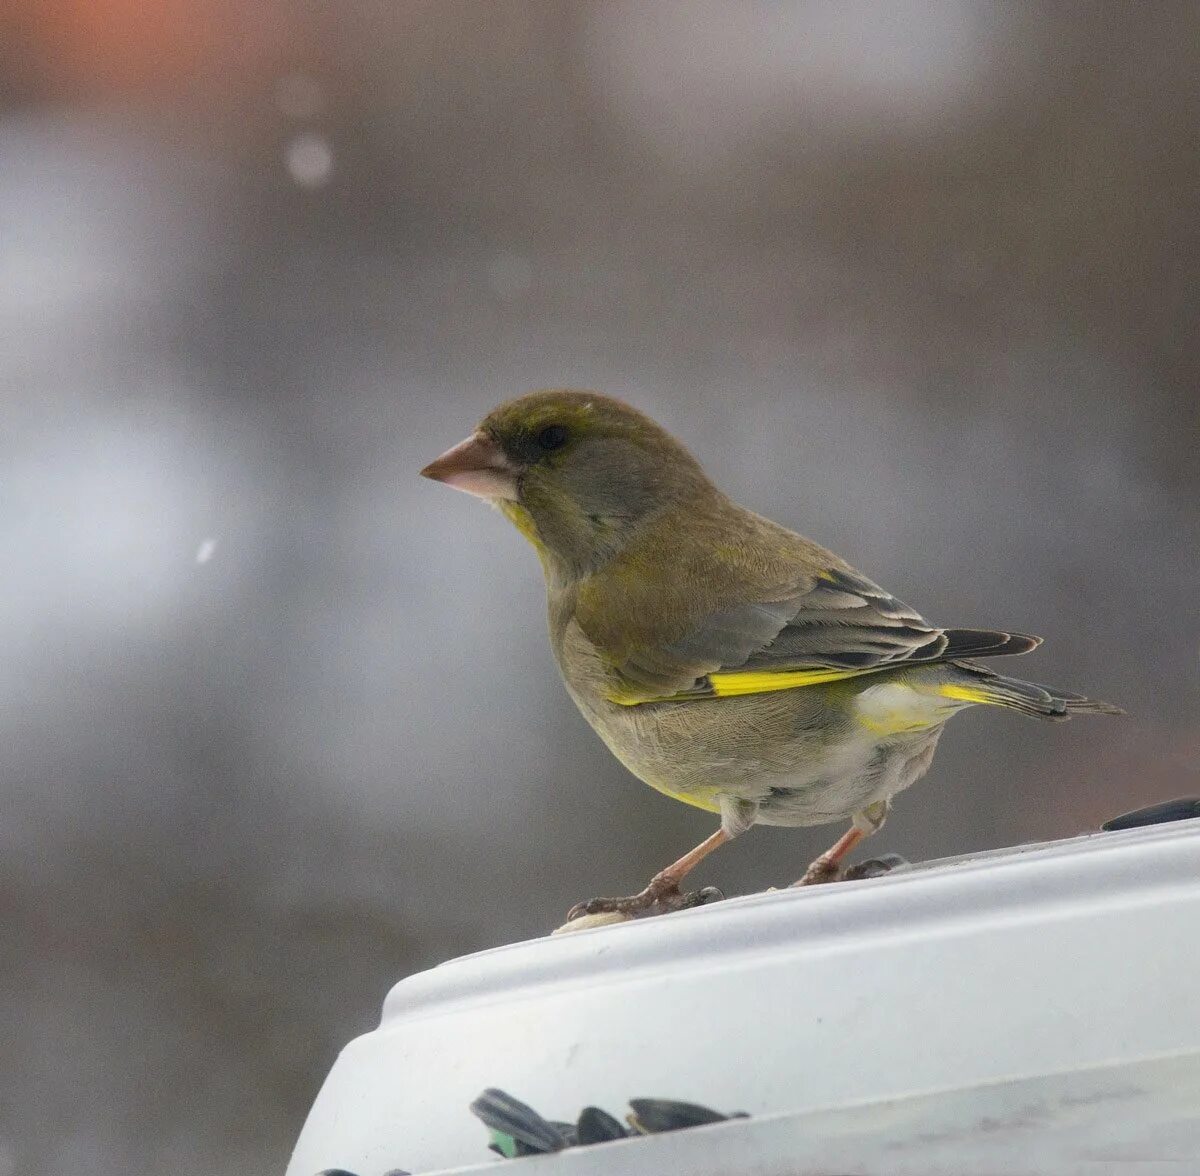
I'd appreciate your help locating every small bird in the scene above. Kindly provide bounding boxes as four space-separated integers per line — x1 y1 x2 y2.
421 390 1121 919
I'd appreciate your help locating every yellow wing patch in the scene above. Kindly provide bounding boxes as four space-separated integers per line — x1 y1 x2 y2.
708 667 873 696
608 665 877 706
938 683 992 705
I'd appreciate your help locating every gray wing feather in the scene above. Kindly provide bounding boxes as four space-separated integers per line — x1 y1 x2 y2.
664 569 947 675
655 569 1040 695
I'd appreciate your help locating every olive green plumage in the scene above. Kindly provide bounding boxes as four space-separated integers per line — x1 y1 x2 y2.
427 389 1120 842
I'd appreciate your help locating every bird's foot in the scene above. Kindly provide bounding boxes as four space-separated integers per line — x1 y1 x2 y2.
566 880 723 922
792 854 842 886
793 852 910 887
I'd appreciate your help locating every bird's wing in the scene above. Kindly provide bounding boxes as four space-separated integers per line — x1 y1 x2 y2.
596 567 1039 705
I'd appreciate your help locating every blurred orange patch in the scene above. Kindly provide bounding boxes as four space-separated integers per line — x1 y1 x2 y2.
14 0 292 97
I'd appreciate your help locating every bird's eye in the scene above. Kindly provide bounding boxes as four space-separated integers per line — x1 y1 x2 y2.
536 424 568 451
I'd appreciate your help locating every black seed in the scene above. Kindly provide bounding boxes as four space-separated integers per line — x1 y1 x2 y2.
469 1088 567 1153
679 886 724 908
627 1098 731 1133
1102 798 1200 831
844 853 910 880
576 1105 629 1145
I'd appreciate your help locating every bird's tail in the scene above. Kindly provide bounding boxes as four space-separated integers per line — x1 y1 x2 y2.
942 661 1124 721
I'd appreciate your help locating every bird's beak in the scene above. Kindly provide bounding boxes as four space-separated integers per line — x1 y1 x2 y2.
420 432 520 501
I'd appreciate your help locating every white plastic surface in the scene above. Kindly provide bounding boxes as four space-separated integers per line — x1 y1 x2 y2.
286 820 1200 1176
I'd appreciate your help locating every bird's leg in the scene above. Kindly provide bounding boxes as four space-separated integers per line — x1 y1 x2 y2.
793 799 890 886
567 828 729 920
793 825 867 886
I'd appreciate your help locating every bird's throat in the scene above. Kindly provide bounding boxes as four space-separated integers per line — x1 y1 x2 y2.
497 498 616 587
497 500 544 549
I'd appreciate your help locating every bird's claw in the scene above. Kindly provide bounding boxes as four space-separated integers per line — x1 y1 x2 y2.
566 881 724 922
792 855 842 886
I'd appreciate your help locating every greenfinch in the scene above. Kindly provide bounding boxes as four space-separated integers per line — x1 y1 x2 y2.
422 390 1121 919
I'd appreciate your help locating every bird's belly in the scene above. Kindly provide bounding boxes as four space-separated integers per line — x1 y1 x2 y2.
578 684 946 827
753 728 942 827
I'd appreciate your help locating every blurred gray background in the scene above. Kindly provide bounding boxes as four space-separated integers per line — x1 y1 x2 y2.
2 2 1197 1173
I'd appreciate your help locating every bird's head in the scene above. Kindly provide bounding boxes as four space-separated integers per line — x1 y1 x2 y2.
421 390 710 579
